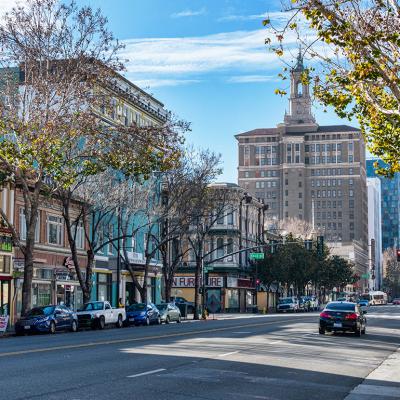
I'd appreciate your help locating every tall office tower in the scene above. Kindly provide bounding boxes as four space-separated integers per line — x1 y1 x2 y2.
367 177 382 290
235 54 369 288
366 159 400 251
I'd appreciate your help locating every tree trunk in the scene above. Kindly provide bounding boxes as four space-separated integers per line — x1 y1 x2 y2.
142 257 150 303
83 249 95 304
194 256 201 320
21 246 34 316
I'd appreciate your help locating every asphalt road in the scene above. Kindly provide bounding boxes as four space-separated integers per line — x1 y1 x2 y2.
1 306 399 400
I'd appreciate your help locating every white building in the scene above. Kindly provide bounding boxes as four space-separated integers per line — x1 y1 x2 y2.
367 178 382 289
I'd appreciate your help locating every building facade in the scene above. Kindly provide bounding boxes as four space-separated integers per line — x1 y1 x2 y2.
236 54 369 290
0 183 14 324
366 159 400 251
173 183 266 312
367 177 382 290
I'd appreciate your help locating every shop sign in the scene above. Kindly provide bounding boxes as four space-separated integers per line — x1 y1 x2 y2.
173 276 223 288
227 277 238 288
0 228 12 252
0 315 9 332
55 268 70 281
237 278 254 288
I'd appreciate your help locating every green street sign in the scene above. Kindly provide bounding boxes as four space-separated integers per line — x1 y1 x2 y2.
361 273 370 279
250 253 264 260
204 266 214 272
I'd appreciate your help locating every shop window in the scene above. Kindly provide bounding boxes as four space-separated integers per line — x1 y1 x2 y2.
0 255 11 273
226 238 233 261
97 273 111 302
227 212 234 225
217 238 224 259
47 215 63 245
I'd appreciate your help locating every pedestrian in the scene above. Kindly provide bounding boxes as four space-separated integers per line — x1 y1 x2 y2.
118 297 124 308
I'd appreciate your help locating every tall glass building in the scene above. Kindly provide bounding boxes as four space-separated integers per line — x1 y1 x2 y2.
366 159 400 250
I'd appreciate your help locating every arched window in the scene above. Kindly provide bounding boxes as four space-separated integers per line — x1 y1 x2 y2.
297 81 303 97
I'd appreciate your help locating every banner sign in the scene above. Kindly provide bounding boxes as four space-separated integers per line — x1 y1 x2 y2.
0 315 9 332
173 276 223 288
0 228 12 252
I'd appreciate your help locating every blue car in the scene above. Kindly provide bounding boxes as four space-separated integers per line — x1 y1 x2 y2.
125 303 161 326
15 305 78 335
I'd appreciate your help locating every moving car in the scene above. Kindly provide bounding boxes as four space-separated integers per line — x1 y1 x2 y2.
125 303 161 326
15 305 78 335
357 299 369 309
170 297 194 314
277 297 299 313
392 298 400 305
77 301 126 330
319 301 367 336
157 303 182 324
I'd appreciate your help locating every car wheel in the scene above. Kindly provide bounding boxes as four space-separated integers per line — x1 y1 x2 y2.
157 316 161 325
145 317 150 326
116 314 123 328
319 327 325 335
98 316 105 330
49 321 56 334
166 316 170 324
71 320 78 332
177 315 182 323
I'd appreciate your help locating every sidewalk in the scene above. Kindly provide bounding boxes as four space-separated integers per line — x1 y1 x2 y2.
345 348 400 399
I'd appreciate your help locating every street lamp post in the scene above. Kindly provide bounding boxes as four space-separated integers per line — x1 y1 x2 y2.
116 206 121 306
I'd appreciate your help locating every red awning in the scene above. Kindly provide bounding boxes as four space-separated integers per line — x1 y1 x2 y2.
0 275 12 280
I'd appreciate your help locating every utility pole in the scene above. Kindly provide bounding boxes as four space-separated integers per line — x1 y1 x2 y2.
116 206 121 305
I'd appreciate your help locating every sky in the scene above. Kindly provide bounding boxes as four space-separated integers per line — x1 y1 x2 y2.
2 0 361 182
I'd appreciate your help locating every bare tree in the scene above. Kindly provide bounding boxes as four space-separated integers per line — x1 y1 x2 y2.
0 0 184 314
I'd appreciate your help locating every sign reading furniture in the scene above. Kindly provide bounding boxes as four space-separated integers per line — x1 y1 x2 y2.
173 276 223 288
0 229 12 252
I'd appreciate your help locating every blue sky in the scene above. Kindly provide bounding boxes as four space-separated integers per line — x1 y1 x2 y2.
4 0 359 182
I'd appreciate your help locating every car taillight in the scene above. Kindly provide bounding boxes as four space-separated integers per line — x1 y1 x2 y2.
345 313 358 320
320 312 331 318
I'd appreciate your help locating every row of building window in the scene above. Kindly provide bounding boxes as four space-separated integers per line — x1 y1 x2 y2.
310 168 355 176
305 133 355 141
305 142 354 152
311 189 354 198
255 181 279 189
306 155 355 164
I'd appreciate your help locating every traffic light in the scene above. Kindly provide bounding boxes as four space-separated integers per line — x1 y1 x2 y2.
396 249 400 262
304 239 313 251
317 236 324 256
256 279 260 291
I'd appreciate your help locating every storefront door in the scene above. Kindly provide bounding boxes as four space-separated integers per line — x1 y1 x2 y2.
0 279 11 316
56 283 83 311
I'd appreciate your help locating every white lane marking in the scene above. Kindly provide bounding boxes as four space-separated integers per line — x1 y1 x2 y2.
218 351 239 357
127 368 166 378
269 341 282 345
232 331 252 334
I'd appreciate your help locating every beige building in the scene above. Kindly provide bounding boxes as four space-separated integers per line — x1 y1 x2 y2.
236 54 369 290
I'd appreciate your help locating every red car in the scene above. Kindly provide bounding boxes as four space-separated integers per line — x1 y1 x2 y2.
392 298 400 305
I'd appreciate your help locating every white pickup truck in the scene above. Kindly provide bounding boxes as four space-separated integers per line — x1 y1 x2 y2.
76 301 126 330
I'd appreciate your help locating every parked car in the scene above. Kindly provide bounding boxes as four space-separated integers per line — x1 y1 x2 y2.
157 303 182 324
125 303 161 326
15 305 78 335
319 301 367 336
299 296 311 312
170 297 194 314
277 297 299 313
76 301 126 330
392 298 400 305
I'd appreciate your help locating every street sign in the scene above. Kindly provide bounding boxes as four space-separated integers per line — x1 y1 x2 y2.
250 253 264 260
361 273 370 279
204 266 214 272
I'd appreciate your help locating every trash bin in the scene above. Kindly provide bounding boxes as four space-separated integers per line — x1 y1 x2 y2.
176 303 188 318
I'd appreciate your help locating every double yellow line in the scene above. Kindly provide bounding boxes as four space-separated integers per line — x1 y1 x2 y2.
0 317 299 358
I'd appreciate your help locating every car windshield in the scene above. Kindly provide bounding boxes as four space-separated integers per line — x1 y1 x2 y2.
157 304 168 311
26 306 55 316
82 302 104 311
326 303 355 311
128 304 146 312
279 298 294 304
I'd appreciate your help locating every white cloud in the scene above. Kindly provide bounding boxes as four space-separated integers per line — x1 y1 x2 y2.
127 78 201 88
171 7 206 18
0 0 27 16
121 29 301 78
218 11 294 23
228 75 277 83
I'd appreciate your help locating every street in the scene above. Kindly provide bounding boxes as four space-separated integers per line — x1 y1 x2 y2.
0 306 399 400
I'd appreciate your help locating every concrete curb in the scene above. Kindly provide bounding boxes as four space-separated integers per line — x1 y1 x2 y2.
345 347 400 399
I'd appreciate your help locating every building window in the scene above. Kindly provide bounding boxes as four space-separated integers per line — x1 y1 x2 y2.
349 190 354 197
299 203 302 209
298 181 302 188
97 273 111 302
0 255 11 273
217 237 224 258
73 222 85 250
299 192 302 198
19 208 40 242
47 215 63 245
227 238 233 261
227 211 234 225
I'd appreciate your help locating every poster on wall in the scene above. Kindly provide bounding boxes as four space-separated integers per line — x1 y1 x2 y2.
0 315 9 333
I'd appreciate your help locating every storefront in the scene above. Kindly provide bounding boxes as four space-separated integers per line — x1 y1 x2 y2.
0 229 13 317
